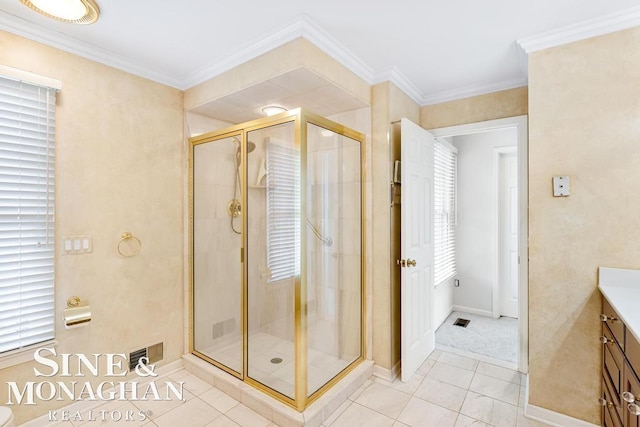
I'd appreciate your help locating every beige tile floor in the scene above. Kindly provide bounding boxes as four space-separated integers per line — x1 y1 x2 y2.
38 350 552 427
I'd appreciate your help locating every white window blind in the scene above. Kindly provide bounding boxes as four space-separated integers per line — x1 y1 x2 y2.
0 75 56 354
434 139 457 286
266 140 300 282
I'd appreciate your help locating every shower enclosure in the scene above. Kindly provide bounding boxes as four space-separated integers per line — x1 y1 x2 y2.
189 108 365 410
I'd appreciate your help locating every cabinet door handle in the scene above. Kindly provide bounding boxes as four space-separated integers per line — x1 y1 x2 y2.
600 336 615 345
623 391 637 403
599 398 614 408
628 403 640 416
600 313 620 323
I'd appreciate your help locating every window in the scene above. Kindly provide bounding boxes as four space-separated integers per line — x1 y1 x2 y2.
0 74 56 355
266 139 300 282
434 139 457 286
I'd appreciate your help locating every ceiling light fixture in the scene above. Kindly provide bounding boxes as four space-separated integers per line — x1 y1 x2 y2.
20 0 100 24
261 105 287 116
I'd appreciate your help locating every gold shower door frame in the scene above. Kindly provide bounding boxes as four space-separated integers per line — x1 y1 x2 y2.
188 108 367 411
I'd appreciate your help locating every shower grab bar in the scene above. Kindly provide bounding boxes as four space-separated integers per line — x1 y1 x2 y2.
306 219 333 247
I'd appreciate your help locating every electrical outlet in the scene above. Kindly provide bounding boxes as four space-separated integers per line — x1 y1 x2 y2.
553 176 570 197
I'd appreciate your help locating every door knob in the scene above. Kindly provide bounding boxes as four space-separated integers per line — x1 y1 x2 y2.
397 259 417 267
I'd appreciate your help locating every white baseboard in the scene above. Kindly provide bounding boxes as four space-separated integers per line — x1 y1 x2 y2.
452 305 493 317
372 360 400 381
523 376 600 427
434 305 454 330
524 404 600 427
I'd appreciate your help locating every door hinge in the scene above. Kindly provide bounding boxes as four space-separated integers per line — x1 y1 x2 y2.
390 182 395 207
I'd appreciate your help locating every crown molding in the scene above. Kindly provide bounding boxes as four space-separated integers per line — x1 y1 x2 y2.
180 18 305 89
0 10 184 89
373 67 424 106
517 5 640 53
420 78 527 106
299 15 376 84
181 15 376 90
2 6 638 106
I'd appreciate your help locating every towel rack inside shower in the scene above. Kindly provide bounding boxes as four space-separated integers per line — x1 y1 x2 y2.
306 219 333 247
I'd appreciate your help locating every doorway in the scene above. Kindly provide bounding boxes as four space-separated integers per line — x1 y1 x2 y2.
497 147 518 319
430 116 528 372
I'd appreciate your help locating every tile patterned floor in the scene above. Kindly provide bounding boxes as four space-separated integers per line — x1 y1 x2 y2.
325 350 551 427
34 350 551 427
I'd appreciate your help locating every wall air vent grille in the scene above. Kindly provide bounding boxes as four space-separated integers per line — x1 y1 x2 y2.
129 348 148 371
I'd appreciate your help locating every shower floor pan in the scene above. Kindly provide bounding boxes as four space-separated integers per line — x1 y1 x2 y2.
201 332 354 399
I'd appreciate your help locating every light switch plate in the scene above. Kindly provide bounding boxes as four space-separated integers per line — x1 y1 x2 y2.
553 176 570 197
62 235 93 254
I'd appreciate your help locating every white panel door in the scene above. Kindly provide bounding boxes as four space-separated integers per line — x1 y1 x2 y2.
400 118 435 382
499 152 519 319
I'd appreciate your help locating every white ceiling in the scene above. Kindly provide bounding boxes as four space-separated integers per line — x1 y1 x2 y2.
1 1 639 106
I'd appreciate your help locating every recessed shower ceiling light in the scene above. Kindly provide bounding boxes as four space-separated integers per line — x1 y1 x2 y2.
20 0 100 24
261 105 287 116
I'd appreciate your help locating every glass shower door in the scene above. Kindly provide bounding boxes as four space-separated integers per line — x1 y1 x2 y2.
192 135 243 375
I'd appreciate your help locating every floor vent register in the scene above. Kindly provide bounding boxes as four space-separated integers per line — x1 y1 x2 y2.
453 318 470 328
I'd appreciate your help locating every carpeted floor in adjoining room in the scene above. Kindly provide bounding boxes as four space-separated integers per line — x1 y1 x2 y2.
435 311 518 364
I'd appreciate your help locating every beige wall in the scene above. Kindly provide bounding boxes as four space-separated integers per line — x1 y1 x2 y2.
528 27 640 424
371 82 420 373
420 87 528 130
0 31 184 424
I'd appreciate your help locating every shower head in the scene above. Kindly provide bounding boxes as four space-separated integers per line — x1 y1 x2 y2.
232 138 256 154
233 138 256 167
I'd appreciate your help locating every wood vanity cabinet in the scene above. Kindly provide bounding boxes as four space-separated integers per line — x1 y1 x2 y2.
601 298 640 427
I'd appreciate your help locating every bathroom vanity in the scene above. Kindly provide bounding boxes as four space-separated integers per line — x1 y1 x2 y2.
599 267 640 427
